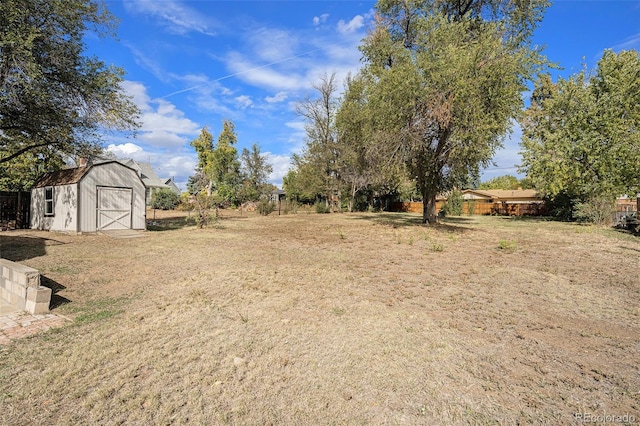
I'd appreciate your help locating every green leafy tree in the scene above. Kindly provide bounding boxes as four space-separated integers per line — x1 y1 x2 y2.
520 50 640 219
479 175 522 190
189 121 242 205
190 127 215 195
443 189 464 216
282 168 315 205
348 0 548 223
0 0 139 189
239 143 273 202
295 73 343 211
336 73 406 211
150 188 180 210
212 120 241 205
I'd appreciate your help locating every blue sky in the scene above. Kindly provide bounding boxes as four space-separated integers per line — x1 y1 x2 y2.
90 1 640 190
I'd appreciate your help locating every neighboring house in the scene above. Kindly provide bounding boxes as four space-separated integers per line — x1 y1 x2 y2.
459 189 545 215
163 177 181 196
120 159 170 205
461 189 543 203
31 161 146 232
390 188 546 216
616 195 639 213
271 189 286 205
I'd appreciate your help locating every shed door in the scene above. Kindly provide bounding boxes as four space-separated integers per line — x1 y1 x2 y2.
97 187 132 230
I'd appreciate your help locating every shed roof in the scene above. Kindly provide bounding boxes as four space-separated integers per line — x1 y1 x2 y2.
33 167 90 188
33 161 139 188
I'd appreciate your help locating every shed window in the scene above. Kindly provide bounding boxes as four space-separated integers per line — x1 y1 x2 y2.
44 187 54 216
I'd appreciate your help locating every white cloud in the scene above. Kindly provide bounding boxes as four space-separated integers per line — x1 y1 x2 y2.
124 43 169 83
224 51 308 91
235 95 254 109
266 153 292 188
121 80 201 151
106 143 197 192
265 91 288 103
139 130 188 149
285 120 305 132
337 15 365 34
313 13 329 27
247 28 298 62
124 0 216 36
121 81 152 112
481 122 524 181
107 142 144 157
140 99 200 137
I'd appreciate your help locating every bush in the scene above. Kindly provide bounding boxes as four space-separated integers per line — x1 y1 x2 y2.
282 200 298 214
315 202 330 214
258 200 275 216
467 200 476 215
150 188 180 210
573 196 617 225
443 189 463 216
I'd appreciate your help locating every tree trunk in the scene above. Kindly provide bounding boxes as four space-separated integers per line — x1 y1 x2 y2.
422 191 437 224
206 180 213 197
348 183 356 212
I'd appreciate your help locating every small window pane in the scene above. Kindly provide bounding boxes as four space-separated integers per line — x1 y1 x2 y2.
44 187 54 216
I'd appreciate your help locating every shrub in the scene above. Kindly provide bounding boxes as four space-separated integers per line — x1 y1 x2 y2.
150 188 180 210
282 200 298 215
573 196 617 225
258 200 275 216
467 199 476 215
176 193 194 211
315 202 330 214
443 189 464 216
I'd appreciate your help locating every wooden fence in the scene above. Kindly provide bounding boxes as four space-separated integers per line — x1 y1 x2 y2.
0 191 31 230
389 200 548 216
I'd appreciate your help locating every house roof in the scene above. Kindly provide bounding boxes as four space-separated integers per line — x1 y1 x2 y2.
122 160 168 189
473 189 541 200
461 189 541 200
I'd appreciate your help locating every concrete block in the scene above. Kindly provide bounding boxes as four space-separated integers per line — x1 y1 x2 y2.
15 285 26 300
26 272 40 288
10 293 25 310
11 282 22 295
2 266 9 280
25 299 50 315
16 272 27 286
27 286 51 303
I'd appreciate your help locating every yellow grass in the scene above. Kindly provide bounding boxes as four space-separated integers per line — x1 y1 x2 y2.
0 212 638 424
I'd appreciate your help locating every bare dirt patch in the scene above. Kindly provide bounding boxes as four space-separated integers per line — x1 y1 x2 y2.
0 212 638 424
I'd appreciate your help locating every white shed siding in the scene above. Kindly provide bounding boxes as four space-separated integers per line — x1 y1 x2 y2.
31 184 79 231
78 163 146 232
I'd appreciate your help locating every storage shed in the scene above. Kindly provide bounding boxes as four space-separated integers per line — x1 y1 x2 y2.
31 161 146 232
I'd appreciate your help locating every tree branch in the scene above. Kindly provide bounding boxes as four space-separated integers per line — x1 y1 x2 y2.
0 141 57 164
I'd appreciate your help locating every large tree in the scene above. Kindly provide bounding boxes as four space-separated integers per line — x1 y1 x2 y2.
239 143 273 202
350 0 548 223
520 50 640 212
190 127 216 196
335 73 405 212
294 73 343 210
189 121 241 205
0 0 139 189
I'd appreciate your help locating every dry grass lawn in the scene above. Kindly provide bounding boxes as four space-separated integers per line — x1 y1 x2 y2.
0 210 638 424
